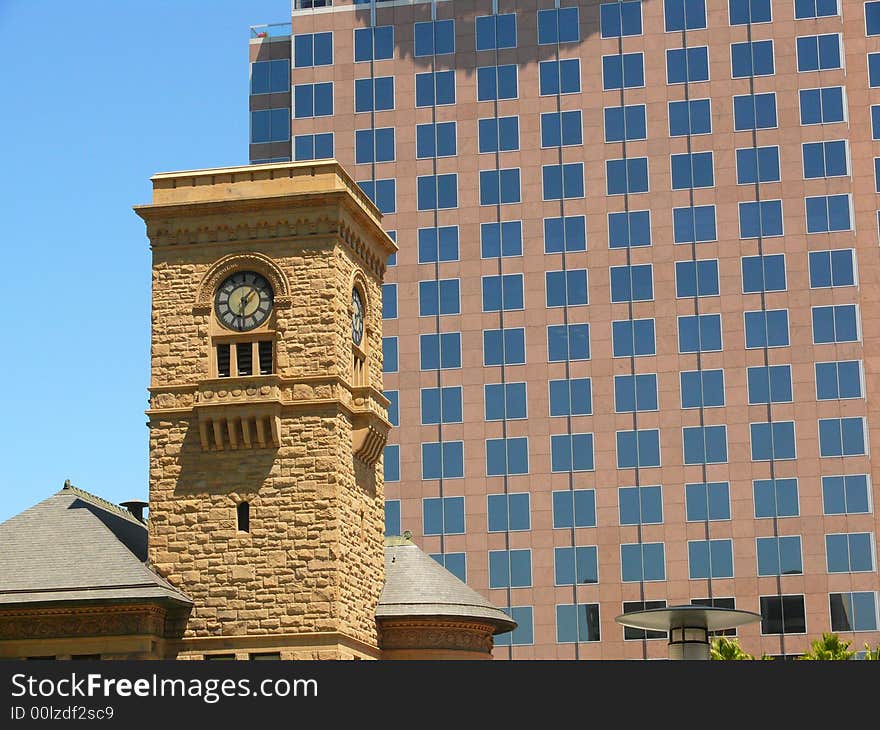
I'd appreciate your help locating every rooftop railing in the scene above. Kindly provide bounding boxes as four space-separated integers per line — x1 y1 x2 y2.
249 22 292 39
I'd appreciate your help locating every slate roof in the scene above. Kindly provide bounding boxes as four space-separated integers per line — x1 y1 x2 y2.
0 485 191 607
377 537 517 634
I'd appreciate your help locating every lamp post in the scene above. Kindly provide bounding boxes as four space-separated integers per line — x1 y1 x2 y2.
615 605 762 660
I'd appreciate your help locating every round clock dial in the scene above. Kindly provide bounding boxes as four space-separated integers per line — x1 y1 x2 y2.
215 271 273 331
351 288 364 346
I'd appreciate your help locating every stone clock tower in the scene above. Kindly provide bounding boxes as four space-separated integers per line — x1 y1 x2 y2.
134 161 397 660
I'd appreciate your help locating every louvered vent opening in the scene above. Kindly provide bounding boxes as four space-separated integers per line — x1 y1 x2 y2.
236 343 253 376
217 344 231 378
258 340 273 375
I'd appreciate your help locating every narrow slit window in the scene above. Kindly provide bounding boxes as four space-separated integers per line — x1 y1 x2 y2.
237 502 250 532
258 341 273 375
217 344 231 378
236 343 253 376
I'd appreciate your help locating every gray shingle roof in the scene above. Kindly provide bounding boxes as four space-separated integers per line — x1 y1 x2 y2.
377 538 516 634
0 486 191 607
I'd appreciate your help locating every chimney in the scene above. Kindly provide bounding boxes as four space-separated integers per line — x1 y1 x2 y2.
120 500 149 523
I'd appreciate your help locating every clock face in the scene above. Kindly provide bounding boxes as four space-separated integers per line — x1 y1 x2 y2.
215 271 273 331
351 288 364 346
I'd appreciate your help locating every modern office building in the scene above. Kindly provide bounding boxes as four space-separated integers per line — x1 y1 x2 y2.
248 0 880 659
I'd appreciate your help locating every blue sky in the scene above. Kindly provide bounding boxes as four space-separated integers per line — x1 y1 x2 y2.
0 0 288 522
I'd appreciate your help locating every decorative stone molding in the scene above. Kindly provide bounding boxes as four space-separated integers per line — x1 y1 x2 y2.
377 619 496 654
194 252 291 314
0 605 174 642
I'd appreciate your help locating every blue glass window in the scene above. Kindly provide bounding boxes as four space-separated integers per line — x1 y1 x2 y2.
293 133 333 161
555 547 599 585
742 254 786 293
830 592 878 633
803 140 849 178
556 604 601 643
358 178 396 214
615 374 658 413
683 425 728 464
251 109 289 143
495 607 534 646
475 13 517 51
689 539 734 579
421 441 464 479
729 0 772 25
251 59 289 94
619 485 663 525
609 211 651 248
734 92 777 130
485 382 528 421
603 53 645 89
669 98 712 136
750 421 797 461
483 274 524 312
606 158 649 195
414 19 455 57
731 39 775 77
813 304 859 343
819 417 867 457
419 332 462 369
293 31 332 67
552 490 597 528
549 378 592 417
546 269 588 308
806 194 852 233
543 110 583 147
611 264 653 302
483 328 526 366
482 221 523 258
417 173 458 210
423 496 465 535
355 77 393 112
384 445 400 482
477 64 517 101
420 386 463 425
430 553 467 584
599 2 640 38
488 549 532 588
415 70 455 106
382 283 397 319
488 493 530 532
355 127 394 164
671 151 715 189
621 543 666 582
384 390 399 427
744 309 790 348
797 33 842 72
354 26 393 62
747 365 793 404
665 0 707 30
666 47 710 84
416 121 457 158
548 324 590 361
481 168 521 205
539 59 581 95
758 536 803 576
678 314 722 352
754 479 800 518
795 0 839 19
869 2 880 35
551 434 595 472
616 429 661 469
826 533 875 573
816 361 862 400
479 116 519 153
543 163 585 200
739 200 783 238
823 475 871 515
736 146 780 184
680 369 725 408
544 216 587 253
604 105 646 142
686 482 731 521
674 205 716 243
382 336 398 374
486 437 529 476
800 87 846 124
612 319 656 357
418 226 459 263
676 260 719 298
385 499 401 536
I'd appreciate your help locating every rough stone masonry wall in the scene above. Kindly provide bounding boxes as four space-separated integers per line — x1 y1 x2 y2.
148 211 387 648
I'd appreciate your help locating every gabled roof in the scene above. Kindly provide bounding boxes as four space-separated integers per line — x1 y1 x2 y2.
0 485 191 608
377 538 516 634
